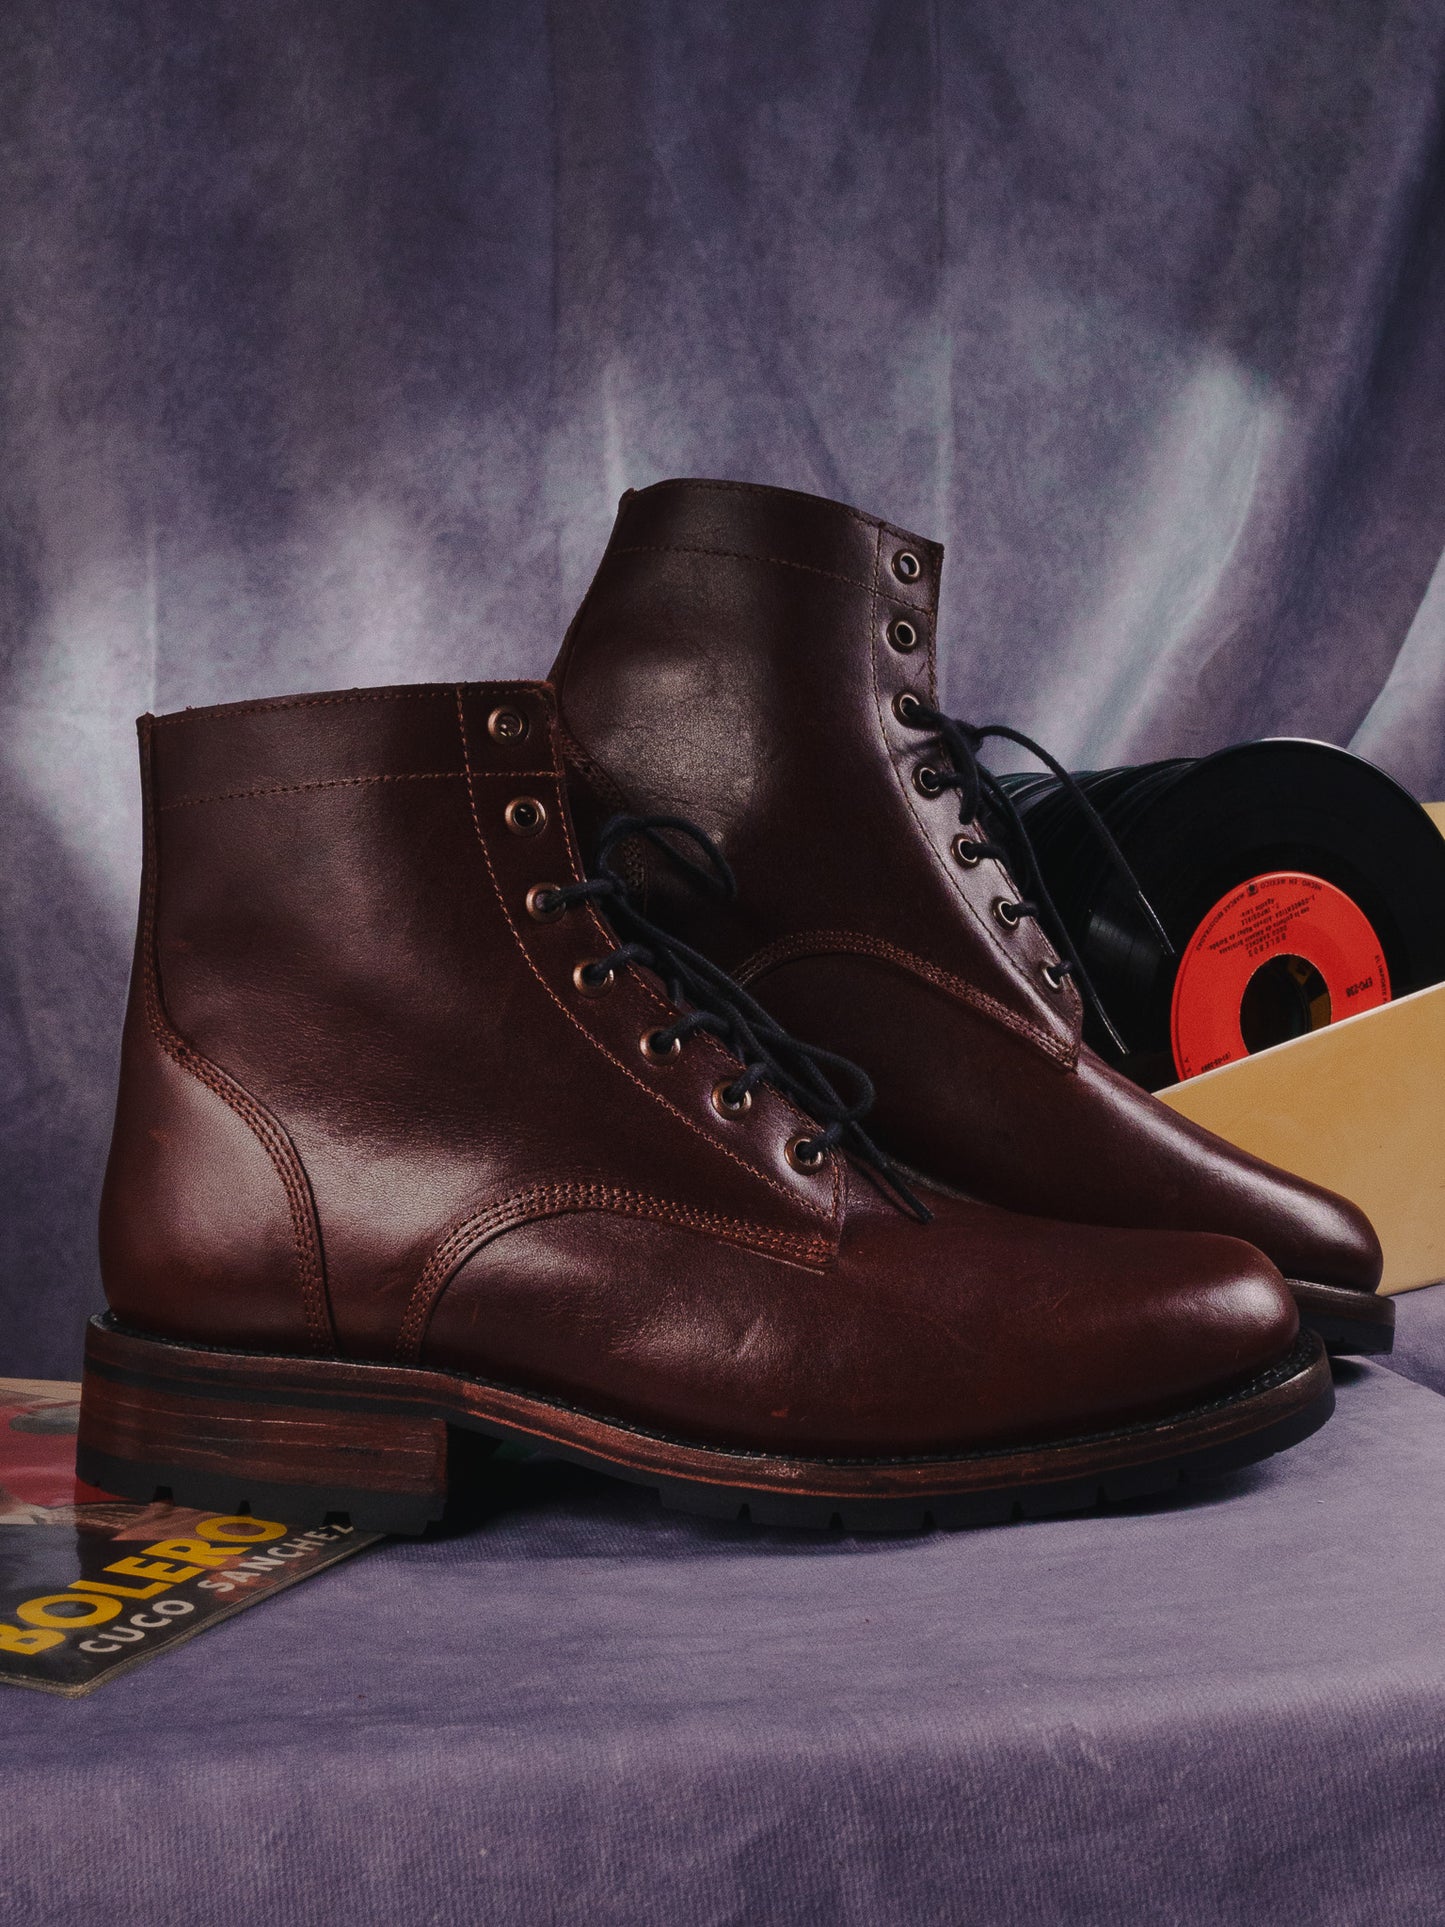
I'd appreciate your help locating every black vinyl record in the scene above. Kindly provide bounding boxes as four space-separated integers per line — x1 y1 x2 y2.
1000 738 1445 1090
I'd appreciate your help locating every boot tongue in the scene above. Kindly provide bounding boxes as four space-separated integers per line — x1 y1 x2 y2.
568 809 932 1225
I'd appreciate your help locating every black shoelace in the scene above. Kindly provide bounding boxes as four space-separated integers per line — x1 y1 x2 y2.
536 813 931 1223
896 697 1174 1057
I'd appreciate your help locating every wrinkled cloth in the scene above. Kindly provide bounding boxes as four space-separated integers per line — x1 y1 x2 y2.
4 1 1445 1375
1385 1280 1445 1397
3 1358 1445 1926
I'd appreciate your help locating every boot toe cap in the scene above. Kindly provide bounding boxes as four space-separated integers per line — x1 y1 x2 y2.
1131 1232 1301 1408
1291 1186 1384 1294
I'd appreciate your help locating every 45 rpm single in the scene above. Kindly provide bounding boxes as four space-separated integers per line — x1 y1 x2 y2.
1001 739 1445 1090
1169 871 1389 1079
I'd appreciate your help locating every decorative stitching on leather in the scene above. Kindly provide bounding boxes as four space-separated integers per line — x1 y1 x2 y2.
152 690 454 726
139 725 333 1351
733 929 1077 1067
467 768 567 781
555 717 645 895
396 1183 833 1362
610 543 877 594
453 690 842 1246
158 771 465 811
556 719 631 817
628 478 927 547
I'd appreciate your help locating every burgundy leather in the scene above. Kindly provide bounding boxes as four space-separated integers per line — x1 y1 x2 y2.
550 479 1383 1296
100 680 1300 1455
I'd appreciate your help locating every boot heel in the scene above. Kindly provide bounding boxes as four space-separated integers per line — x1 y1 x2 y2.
78 1317 452 1534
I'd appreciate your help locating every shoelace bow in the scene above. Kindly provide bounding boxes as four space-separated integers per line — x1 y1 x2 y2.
540 813 931 1223
897 699 1174 1057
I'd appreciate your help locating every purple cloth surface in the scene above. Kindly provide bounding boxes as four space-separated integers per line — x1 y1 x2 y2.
1385 1281 1445 1396
3 1360 1444 1926
6 1 1445 1376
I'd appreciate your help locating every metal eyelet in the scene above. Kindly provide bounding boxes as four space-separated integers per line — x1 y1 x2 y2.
952 836 983 867
712 1079 753 1118
913 765 944 798
887 616 920 652
993 898 1022 929
526 884 565 922
892 550 922 583
786 1135 827 1173
892 691 925 726
487 706 528 744
573 960 616 995
640 1028 682 1063
504 797 547 837
1041 961 1068 992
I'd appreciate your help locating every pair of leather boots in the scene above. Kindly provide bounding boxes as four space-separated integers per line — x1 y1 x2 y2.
78 480 1388 1534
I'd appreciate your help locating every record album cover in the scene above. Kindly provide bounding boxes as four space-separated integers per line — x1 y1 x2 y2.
0 1378 380 1696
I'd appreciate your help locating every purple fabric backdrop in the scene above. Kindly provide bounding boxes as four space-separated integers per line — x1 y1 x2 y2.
5 10 1445 1913
4 0 1445 1377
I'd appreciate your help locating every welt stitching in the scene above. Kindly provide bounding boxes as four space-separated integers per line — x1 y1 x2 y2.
453 690 838 1234
735 929 1077 1067
158 771 464 810
140 743 332 1350
397 1183 831 1360
610 543 875 593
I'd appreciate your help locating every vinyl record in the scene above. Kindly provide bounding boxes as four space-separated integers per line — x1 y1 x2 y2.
1000 738 1445 1090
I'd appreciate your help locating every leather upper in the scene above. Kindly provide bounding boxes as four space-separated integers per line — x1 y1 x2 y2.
99 678 1301 1455
551 479 1384 1295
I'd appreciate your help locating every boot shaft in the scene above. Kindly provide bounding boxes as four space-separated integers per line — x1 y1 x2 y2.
101 681 840 1364
552 478 1078 1053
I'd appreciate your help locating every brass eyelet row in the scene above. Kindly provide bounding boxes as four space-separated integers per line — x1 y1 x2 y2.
528 882 827 1178
881 679 1070 1000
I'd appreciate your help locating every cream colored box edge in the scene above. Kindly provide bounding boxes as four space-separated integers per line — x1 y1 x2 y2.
1154 800 1445 1295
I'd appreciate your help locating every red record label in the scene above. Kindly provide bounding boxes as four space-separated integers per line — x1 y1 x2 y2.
1170 871 1390 1080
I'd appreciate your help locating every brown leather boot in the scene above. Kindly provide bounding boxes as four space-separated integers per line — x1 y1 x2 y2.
550 479 1392 1358
78 681 1328 1533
